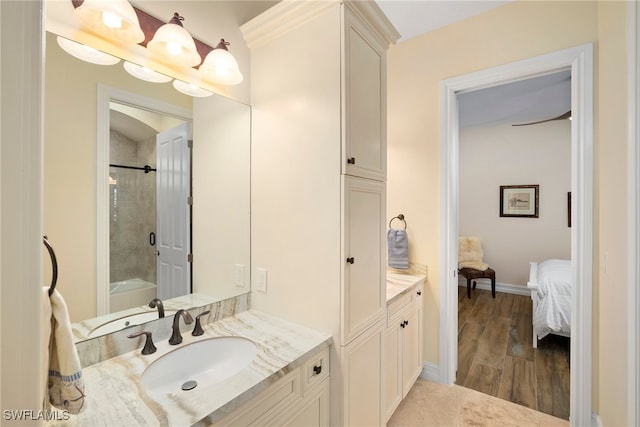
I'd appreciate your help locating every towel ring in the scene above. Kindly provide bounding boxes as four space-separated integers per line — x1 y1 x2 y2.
389 214 407 230
43 235 58 297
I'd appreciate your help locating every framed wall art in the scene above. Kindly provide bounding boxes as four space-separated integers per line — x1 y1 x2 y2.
499 184 539 218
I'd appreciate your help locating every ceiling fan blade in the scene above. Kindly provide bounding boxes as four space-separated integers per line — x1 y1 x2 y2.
512 110 571 126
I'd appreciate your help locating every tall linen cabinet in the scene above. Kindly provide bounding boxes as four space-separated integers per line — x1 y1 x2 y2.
241 1 399 425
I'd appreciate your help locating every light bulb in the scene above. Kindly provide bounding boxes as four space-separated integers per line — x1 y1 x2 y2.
102 10 123 29
166 41 182 56
200 39 243 85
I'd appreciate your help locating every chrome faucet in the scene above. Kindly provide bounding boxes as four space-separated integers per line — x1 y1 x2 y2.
169 309 193 345
148 298 164 318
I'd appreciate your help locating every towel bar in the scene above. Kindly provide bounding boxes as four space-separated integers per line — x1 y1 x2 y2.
43 235 58 296
389 214 407 230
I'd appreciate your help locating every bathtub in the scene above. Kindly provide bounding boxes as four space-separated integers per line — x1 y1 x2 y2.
109 278 157 313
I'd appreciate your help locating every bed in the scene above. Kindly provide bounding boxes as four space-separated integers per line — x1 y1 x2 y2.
527 259 571 348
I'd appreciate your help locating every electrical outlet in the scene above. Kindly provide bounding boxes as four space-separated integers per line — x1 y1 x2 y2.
234 264 245 287
256 268 268 293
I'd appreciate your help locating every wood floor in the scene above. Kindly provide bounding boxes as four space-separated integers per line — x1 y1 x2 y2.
456 287 570 420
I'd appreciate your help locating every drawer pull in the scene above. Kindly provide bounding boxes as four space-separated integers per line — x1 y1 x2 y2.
346 257 355 264
417 290 422 296
313 365 322 375
347 157 356 165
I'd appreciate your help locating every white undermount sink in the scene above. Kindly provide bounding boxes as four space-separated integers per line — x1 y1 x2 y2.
88 311 176 338
140 337 258 397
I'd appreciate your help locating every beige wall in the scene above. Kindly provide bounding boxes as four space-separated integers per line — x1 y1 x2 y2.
387 1 631 423
596 2 629 425
459 122 571 286
43 31 192 322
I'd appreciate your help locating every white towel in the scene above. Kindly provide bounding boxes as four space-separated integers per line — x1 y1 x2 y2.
387 229 409 269
42 287 85 414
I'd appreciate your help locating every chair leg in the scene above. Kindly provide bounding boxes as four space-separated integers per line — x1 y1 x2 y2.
467 277 471 298
491 276 496 298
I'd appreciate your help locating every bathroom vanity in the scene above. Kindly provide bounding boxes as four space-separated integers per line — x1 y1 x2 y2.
384 272 425 422
45 309 332 426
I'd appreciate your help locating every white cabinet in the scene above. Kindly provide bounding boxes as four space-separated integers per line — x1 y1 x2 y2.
212 349 330 427
342 320 385 426
343 9 386 182
384 285 423 421
342 176 386 344
241 1 399 425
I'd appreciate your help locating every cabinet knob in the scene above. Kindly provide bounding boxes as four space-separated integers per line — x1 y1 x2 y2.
346 257 355 264
404 320 409 327
313 365 322 375
417 290 422 296
347 157 356 165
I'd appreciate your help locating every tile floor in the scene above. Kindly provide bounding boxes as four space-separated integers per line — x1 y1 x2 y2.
387 379 570 427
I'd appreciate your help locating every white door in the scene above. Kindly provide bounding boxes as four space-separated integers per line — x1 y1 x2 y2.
156 123 191 299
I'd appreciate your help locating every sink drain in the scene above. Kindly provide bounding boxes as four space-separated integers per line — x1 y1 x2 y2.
181 380 197 391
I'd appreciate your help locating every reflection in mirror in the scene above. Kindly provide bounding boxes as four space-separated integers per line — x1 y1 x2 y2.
43 31 251 342
108 102 190 312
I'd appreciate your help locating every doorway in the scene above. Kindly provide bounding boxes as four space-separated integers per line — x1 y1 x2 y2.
439 44 593 425
96 85 193 316
107 103 191 312
454 70 571 418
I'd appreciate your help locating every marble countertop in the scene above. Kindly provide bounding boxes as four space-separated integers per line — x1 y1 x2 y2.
71 293 226 342
386 271 425 304
48 310 332 427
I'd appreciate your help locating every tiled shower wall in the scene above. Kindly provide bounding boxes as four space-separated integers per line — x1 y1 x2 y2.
109 129 157 285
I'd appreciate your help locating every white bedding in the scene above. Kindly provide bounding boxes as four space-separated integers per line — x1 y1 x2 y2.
532 259 571 340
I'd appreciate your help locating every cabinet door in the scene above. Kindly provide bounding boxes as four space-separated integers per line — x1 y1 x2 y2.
343 8 386 181
402 304 423 397
281 379 330 427
342 176 386 344
342 321 385 427
384 321 402 421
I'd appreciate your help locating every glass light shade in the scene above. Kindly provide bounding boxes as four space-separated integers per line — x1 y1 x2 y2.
147 16 201 68
74 0 144 44
200 42 243 86
56 36 121 66
123 61 172 83
172 80 213 98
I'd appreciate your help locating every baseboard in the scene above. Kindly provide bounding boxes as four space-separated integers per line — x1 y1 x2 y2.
591 413 602 427
458 279 530 296
420 361 440 382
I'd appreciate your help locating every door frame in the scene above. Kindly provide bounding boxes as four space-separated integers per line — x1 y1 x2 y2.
439 44 594 425
628 1 640 424
96 85 192 316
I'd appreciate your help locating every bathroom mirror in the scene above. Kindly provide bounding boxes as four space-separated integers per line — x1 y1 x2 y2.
43 30 251 341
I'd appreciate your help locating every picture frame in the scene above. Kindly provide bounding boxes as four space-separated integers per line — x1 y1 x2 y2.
499 185 539 218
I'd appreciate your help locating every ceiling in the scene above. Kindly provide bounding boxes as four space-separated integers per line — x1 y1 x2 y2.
374 0 570 128
458 70 571 128
375 0 511 41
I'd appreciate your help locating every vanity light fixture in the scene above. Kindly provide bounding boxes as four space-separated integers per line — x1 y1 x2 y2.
200 39 243 86
172 80 213 98
73 0 144 44
147 13 201 68
123 61 173 83
56 36 121 65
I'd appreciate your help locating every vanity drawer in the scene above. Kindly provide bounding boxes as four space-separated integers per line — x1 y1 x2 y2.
387 291 413 324
302 348 330 395
215 368 301 426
